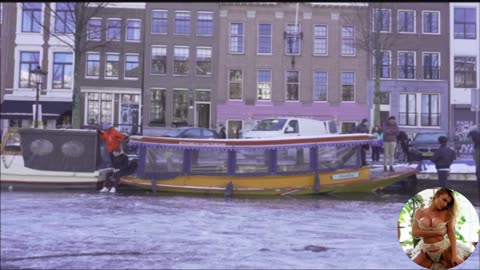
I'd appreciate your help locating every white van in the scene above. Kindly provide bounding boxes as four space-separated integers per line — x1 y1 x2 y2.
241 118 337 139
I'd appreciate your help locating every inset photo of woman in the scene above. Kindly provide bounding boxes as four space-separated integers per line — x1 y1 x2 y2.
398 187 479 270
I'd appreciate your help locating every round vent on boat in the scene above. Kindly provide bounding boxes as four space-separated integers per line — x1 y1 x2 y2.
30 139 54 156
61 140 85 158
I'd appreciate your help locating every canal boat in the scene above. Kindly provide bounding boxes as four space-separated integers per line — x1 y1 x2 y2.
0 128 109 190
121 134 418 195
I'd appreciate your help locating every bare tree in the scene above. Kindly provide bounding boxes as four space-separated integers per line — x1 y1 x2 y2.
342 2 401 126
24 2 111 128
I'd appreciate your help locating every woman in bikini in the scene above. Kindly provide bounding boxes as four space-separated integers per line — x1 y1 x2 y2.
411 188 470 268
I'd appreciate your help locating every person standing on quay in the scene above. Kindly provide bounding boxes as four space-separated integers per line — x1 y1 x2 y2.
431 136 456 187
371 126 383 164
382 116 399 172
467 130 479 193
354 118 370 166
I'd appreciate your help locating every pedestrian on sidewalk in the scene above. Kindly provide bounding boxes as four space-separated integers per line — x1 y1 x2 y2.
382 116 399 172
467 130 479 183
354 118 370 166
371 126 383 164
431 136 456 187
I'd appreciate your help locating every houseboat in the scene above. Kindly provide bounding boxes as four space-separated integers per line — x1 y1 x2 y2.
122 133 418 195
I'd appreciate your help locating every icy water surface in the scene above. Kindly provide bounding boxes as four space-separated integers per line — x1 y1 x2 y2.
1 191 479 269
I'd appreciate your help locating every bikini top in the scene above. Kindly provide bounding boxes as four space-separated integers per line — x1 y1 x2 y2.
415 218 448 231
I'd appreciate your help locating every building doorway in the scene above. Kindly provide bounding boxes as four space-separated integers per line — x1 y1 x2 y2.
196 103 210 128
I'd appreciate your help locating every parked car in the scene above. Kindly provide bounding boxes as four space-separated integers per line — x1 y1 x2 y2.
408 131 452 160
160 127 220 139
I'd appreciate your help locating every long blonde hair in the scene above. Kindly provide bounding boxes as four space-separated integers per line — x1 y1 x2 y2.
433 188 459 222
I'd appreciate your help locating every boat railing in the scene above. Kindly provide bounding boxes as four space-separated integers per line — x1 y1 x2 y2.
129 135 377 180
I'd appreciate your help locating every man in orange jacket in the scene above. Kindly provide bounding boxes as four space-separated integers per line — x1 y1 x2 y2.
97 125 127 163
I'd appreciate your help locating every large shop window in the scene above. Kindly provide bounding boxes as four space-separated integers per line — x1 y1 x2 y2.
86 93 113 125
119 94 140 134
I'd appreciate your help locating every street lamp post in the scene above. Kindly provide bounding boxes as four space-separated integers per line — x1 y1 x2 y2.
30 66 47 128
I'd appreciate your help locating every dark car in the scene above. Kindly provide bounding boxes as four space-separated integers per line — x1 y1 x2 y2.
408 131 452 160
161 127 220 139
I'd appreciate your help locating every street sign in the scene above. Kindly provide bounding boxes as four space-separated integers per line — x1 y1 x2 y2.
472 88 480 112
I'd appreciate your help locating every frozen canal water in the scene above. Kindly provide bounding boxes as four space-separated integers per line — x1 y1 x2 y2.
1 191 479 269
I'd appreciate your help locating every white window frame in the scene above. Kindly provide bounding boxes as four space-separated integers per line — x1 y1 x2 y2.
340 71 355 103
87 17 102 41
313 24 328 56
372 8 391 33
372 50 392 79
397 51 416 80
151 45 167 75
196 11 214 36
341 26 355 56
397 9 416 34
228 69 243 100
107 18 122 41
105 52 120 80
125 19 141 42
285 70 300 101
422 10 441 35
422 51 441 80
257 69 272 101
173 45 190 76
174 10 191 35
313 71 328 102
229 22 244 54
151 10 168 35
124 53 140 80
257 23 273 55
285 23 301 56
195 46 212 77
85 51 100 79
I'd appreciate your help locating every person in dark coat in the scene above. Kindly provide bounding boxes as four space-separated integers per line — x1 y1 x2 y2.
354 118 370 166
219 126 226 139
99 148 130 193
397 130 409 162
431 136 456 187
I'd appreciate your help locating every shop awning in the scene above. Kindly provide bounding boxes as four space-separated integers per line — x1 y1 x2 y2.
0 100 72 120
